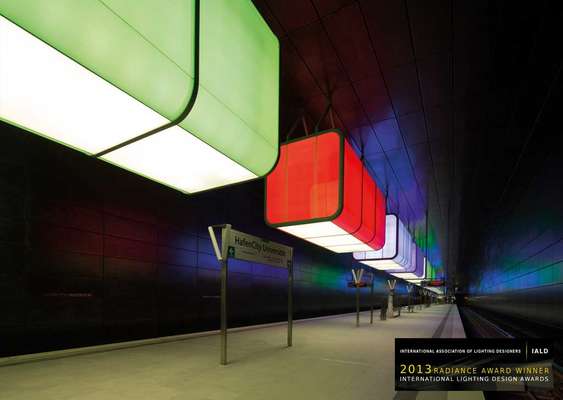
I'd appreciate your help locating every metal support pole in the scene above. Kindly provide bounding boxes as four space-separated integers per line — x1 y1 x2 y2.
220 258 228 365
418 289 422 310
387 279 396 319
220 225 231 365
288 259 293 347
370 280 374 324
356 285 360 327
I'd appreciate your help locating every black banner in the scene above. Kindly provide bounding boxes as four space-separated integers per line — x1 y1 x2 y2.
395 338 553 391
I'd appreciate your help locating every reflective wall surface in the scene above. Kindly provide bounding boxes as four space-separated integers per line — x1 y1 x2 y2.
461 94 563 332
0 122 412 357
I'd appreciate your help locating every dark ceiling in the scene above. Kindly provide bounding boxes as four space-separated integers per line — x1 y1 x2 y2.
252 0 563 287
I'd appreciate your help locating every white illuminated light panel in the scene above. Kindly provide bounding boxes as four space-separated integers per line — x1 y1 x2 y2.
0 14 264 194
0 16 167 154
353 215 414 271
394 257 427 284
390 243 420 279
279 222 374 253
102 126 257 193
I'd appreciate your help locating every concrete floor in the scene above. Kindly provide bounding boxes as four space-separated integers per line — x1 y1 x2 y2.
0 305 481 400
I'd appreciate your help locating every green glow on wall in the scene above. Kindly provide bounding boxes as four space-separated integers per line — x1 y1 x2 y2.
311 267 343 289
426 260 437 280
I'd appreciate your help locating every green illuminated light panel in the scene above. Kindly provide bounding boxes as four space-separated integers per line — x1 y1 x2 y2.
0 0 279 193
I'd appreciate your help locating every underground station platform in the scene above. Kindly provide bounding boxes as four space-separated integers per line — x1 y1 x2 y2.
1 1 561 399
1 305 479 400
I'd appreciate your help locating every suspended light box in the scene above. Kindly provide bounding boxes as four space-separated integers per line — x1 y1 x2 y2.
353 214 414 270
0 0 279 193
391 245 425 280
265 130 386 253
385 239 417 274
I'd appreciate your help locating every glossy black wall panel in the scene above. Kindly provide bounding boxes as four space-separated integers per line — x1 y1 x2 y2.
464 121 563 331
0 122 411 356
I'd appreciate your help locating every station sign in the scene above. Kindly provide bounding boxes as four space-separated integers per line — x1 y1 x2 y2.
208 224 295 365
422 279 445 287
227 229 293 269
347 281 370 288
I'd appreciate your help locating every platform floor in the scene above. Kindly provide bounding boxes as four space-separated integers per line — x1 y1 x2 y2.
0 304 481 400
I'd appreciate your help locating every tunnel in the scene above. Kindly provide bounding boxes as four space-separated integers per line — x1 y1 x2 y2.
0 1 561 399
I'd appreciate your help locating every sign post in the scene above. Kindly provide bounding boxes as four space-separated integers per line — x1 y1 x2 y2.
387 279 397 319
220 225 230 365
351 269 364 327
418 287 423 310
350 269 374 326
406 284 414 313
208 225 293 365
368 272 374 324
288 257 293 347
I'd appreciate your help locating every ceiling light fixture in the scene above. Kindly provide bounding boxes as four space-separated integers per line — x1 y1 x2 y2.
354 214 414 270
265 130 386 253
0 0 279 193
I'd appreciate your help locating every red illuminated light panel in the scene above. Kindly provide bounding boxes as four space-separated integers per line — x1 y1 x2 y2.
265 130 385 253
